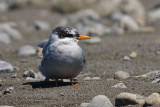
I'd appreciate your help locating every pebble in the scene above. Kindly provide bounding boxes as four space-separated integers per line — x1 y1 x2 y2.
83 37 101 44
123 56 131 61
0 23 22 40
26 77 36 81
114 71 130 80
0 105 14 107
11 73 17 78
111 82 127 88
91 77 101 80
83 77 101 81
18 45 36 56
0 32 11 44
83 77 91 81
150 70 160 83
129 51 137 58
0 1 8 13
155 51 160 55
119 0 146 19
148 8 160 23
60 92 67 96
145 93 160 106
134 70 160 78
0 60 13 73
34 20 50 31
4 25 22 40
23 69 37 78
120 15 140 32
79 103 89 107
115 92 145 106
87 95 113 107
4 86 14 94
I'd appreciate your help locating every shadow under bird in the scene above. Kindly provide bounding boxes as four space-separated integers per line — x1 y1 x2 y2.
37 26 91 86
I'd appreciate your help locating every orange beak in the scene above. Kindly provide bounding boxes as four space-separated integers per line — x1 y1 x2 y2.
76 35 91 40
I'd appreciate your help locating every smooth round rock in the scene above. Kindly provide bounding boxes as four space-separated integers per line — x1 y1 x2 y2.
0 60 13 73
145 93 160 105
123 56 131 61
18 45 36 56
87 95 113 107
0 32 11 44
114 71 130 80
129 51 137 58
120 15 140 32
115 92 145 106
34 20 50 31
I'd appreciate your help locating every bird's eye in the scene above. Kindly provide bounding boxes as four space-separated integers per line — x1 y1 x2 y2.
66 34 74 37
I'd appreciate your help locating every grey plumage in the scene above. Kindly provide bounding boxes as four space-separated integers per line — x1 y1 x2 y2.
38 27 86 79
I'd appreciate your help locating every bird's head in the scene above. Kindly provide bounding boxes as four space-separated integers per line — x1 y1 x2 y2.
51 26 91 41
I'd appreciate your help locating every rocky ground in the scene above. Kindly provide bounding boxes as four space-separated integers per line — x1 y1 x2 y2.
1 0 160 107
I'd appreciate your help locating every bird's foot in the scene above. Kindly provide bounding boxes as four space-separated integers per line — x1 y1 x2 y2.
72 83 80 86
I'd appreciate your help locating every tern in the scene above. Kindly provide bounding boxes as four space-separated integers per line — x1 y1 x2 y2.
38 26 91 86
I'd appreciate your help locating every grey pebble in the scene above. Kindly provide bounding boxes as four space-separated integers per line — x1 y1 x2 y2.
60 92 67 96
114 71 130 80
11 73 17 78
0 1 8 13
0 32 11 44
4 86 14 94
26 77 36 81
83 77 101 81
111 82 127 88
0 23 22 40
0 60 13 73
149 70 160 83
0 105 14 107
18 45 36 56
34 20 50 31
91 77 101 80
123 56 131 61
23 69 37 78
83 77 91 81
87 95 113 107
79 103 89 107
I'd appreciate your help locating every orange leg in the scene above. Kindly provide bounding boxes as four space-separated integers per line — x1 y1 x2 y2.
70 78 80 86
55 78 58 87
